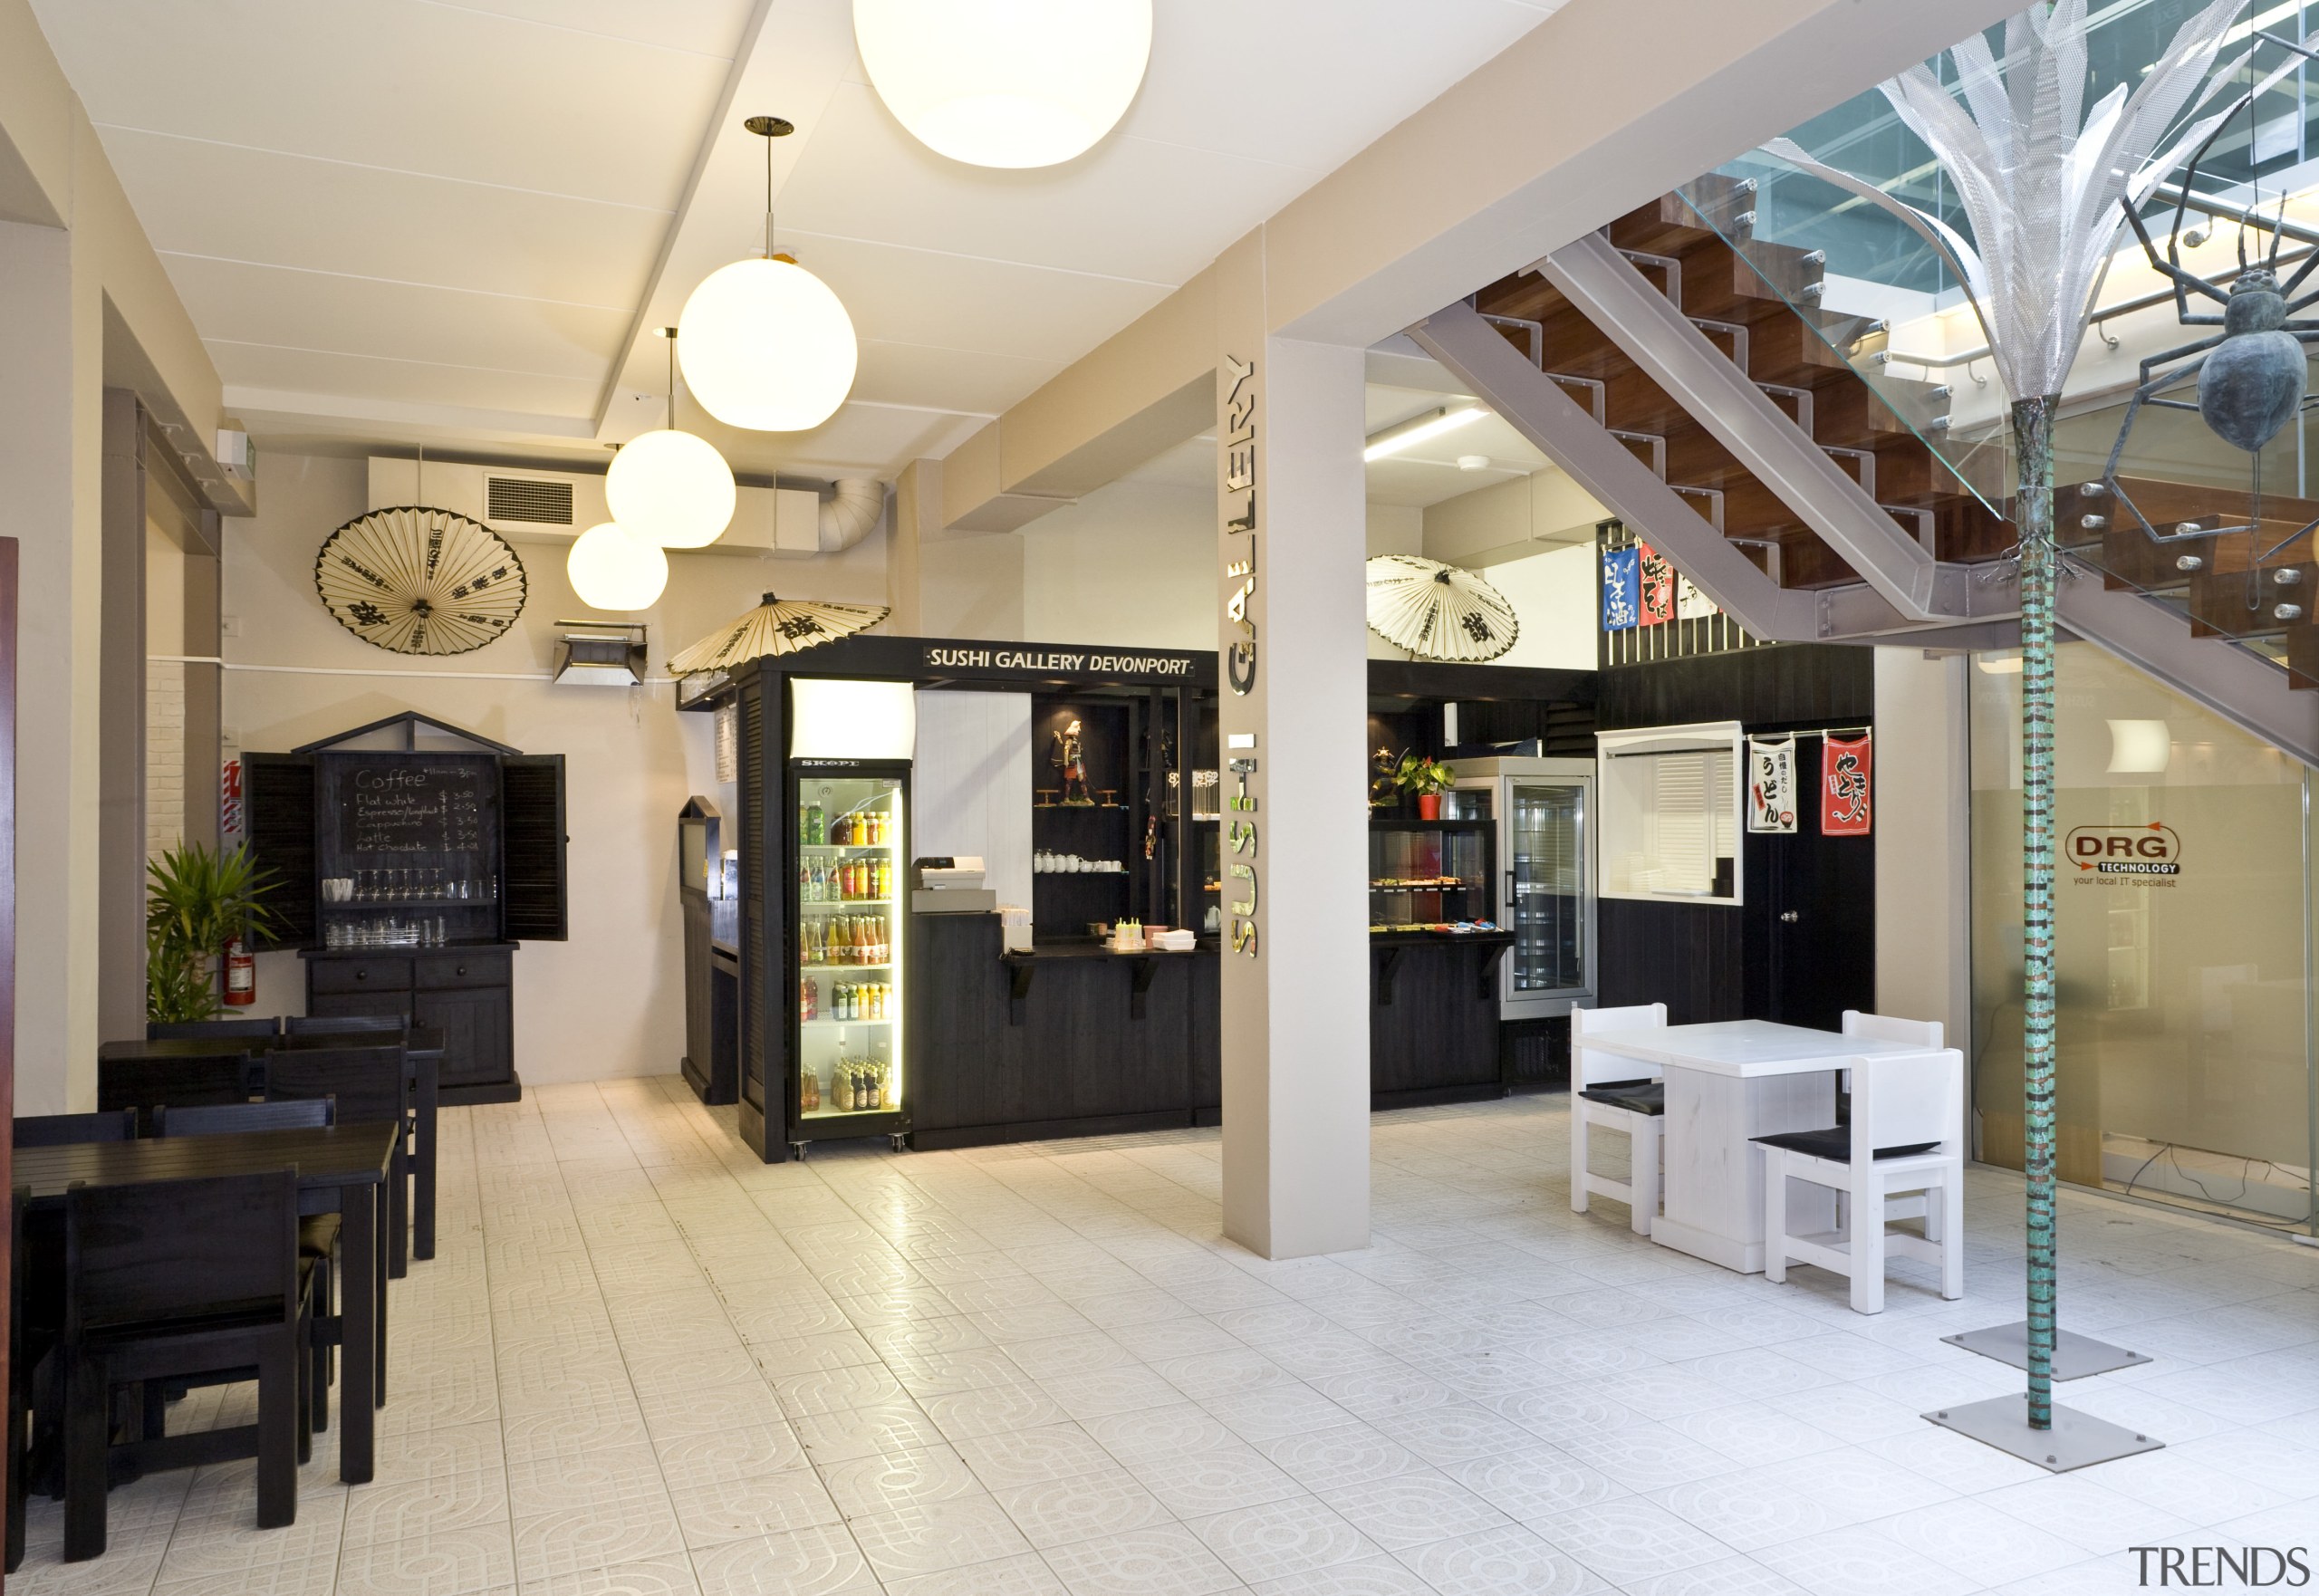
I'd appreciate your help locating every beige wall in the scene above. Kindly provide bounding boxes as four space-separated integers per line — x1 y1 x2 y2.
1021 478 1213 651
225 453 889 1086
1874 648 1971 1063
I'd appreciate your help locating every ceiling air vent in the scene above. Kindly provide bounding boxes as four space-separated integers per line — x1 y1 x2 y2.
486 476 574 525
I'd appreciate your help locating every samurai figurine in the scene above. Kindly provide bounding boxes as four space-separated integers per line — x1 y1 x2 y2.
1052 719 1093 806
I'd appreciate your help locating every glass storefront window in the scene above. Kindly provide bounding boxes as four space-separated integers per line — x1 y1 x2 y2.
1971 643 2318 1235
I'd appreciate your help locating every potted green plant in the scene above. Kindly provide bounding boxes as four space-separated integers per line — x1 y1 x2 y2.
146 841 281 1023
1390 750 1456 821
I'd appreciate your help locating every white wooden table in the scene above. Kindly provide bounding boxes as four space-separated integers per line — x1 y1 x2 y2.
1576 1019 1929 1273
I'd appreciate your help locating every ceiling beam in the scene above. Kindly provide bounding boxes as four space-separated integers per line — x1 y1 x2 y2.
588 0 861 447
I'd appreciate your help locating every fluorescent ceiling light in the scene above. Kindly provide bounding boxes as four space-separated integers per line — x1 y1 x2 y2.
1364 407 1486 463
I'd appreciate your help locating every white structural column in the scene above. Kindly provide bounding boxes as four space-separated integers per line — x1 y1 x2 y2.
1215 234 1371 1260
0 217 103 1112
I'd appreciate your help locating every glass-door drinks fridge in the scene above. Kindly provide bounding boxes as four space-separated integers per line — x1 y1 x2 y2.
789 761 909 1153
1447 757 1595 1018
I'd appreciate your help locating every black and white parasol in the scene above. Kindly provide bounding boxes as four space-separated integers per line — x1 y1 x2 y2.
1364 554 1519 662
668 592 891 677
314 505 528 656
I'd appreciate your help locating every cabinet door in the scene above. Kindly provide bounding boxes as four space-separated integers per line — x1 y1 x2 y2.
500 755 568 941
416 985 512 1089
244 752 319 949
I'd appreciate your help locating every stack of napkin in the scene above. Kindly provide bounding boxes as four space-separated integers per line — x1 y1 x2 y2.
1153 928 1197 952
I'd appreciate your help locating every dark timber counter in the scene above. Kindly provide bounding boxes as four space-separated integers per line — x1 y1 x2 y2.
1369 929 1516 1108
909 913 1217 1149
906 913 1510 1145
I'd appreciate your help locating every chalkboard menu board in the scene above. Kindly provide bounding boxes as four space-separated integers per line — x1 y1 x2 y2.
338 761 491 856
315 750 503 909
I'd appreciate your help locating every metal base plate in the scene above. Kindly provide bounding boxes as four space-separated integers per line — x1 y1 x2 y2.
1942 1321 2151 1380
1925 1394 2162 1473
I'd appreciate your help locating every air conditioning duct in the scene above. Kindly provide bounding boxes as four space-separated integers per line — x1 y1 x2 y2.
366 457 885 558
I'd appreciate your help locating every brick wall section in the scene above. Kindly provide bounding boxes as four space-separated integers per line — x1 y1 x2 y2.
148 659 184 859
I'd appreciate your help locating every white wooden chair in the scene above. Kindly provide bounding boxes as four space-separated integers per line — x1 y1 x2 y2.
1841 1010 1944 1238
1571 1003 1668 1236
1758 1046 1965 1313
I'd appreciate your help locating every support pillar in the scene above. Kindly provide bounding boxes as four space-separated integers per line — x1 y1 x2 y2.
0 218 104 1111
1215 233 1371 1260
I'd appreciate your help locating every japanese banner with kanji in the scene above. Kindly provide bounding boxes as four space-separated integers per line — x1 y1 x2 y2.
1821 734 1872 836
1601 545 1639 631
1636 542 1675 626
1746 736 1796 833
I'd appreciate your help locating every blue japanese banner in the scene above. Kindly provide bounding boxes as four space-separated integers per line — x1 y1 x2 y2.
1601 546 1640 631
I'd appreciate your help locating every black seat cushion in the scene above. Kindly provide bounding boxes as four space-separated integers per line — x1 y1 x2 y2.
1754 1127 1940 1161
1579 1079 1664 1116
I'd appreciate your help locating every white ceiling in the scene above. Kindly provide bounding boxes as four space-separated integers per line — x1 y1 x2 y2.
34 0 1566 484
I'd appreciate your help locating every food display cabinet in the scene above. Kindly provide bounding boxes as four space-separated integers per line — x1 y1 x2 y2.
1447 756 1595 1019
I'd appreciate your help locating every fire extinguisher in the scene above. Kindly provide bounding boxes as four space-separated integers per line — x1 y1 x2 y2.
223 937 256 1006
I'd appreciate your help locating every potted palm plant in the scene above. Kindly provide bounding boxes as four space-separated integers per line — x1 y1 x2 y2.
146 841 281 1023
1390 750 1456 821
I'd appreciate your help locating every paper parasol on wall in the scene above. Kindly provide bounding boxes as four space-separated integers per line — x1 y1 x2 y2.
314 505 529 656
668 591 891 677
1364 554 1518 662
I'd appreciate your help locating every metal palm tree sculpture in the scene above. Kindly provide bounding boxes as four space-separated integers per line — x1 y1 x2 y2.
1774 0 2261 1465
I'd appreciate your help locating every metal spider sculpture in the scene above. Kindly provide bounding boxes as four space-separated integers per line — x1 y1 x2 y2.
2099 108 2319 578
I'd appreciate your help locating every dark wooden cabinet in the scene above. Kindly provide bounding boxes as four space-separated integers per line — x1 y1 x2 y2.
301 948 516 1102
243 713 560 1106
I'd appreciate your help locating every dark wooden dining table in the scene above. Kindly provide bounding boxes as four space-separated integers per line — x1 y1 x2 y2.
94 1028 442 1273
14 1123 399 1484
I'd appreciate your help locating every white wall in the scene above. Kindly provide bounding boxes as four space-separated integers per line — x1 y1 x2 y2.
1476 543 1596 672
224 452 889 1086
912 691 1034 911
1021 477 1213 649
1874 648 1970 1056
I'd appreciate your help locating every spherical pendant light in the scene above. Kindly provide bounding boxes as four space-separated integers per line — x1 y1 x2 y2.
567 522 669 611
854 0 1152 169
609 328 738 548
607 428 736 547
678 255 858 432
676 117 860 434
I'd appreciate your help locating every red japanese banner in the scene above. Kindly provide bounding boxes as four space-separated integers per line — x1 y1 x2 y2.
1821 735 1872 836
1636 542 1675 627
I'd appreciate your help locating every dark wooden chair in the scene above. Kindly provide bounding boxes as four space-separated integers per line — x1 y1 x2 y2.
282 1015 405 1037
146 1018 281 1042
12 1111 136 1149
62 1170 311 1560
264 1046 408 1284
98 1056 250 1135
153 1101 341 1414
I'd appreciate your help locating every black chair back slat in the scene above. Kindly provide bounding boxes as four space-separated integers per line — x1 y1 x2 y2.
155 1100 334 1139
264 1047 404 1129
12 1111 137 1149
64 1170 299 1332
97 1057 250 1126
146 1019 281 1042
281 1015 405 1037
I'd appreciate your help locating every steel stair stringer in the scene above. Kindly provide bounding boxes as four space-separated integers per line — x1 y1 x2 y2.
1409 299 1821 642
2057 577 2319 767
1537 231 1969 624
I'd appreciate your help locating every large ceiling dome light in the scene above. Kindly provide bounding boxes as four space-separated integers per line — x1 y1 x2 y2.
678 117 859 433
608 328 736 548
854 0 1153 169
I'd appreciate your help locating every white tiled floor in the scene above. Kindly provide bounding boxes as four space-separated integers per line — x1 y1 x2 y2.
14 1081 2319 1595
